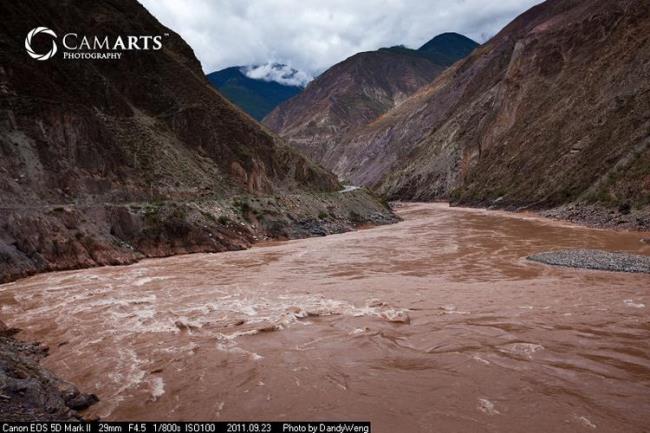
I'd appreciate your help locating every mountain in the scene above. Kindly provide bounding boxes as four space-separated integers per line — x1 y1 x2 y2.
418 32 483 65
381 32 480 66
263 33 477 164
207 64 305 121
262 34 477 163
0 0 395 283
310 0 650 228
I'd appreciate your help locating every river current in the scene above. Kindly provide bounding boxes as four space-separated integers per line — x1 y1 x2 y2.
1 203 649 432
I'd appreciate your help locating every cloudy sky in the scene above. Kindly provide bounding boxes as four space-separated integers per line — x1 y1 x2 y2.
139 0 543 79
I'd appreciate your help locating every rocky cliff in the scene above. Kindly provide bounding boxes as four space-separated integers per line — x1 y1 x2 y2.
263 34 478 165
0 0 396 284
319 0 650 228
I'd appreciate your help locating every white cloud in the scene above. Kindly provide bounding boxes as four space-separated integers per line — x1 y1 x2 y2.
139 0 543 75
241 63 313 87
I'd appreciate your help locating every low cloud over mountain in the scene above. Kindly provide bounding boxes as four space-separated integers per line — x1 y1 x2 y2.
139 0 542 74
241 63 312 88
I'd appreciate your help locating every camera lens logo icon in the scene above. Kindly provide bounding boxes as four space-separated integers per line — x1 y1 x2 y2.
25 27 58 61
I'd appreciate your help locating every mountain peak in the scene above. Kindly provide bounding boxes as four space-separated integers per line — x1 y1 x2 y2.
420 32 477 47
418 32 479 65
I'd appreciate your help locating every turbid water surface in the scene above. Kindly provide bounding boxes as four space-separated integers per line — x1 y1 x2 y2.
1 203 649 432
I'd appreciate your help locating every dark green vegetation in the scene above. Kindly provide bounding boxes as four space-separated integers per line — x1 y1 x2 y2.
207 67 303 121
381 32 479 66
583 149 650 210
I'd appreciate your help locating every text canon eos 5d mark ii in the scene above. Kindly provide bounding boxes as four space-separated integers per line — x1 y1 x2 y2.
1 424 370 433
2 424 91 433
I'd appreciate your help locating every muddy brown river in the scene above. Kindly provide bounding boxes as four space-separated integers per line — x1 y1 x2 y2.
1 203 649 432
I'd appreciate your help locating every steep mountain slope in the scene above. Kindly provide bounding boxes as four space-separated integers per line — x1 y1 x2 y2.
0 0 395 283
329 0 650 227
207 65 303 120
263 34 478 163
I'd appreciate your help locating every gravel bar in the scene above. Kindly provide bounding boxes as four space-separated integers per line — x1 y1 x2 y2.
528 249 650 274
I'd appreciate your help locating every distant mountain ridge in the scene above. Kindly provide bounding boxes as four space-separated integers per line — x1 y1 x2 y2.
207 64 305 121
418 32 482 65
263 32 478 162
381 32 480 66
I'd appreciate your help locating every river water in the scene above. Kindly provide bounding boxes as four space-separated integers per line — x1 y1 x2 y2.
1 203 649 432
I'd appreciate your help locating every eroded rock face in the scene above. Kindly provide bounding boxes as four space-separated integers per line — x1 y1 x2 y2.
0 1 340 206
0 1 397 283
384 0 650 209
297 0 649 222
263 49 449 163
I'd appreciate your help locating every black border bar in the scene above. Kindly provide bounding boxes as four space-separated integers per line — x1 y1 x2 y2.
0 422 371 433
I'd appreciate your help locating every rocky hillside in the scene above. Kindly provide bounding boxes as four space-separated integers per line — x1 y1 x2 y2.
324 0 650 228
263 34 477 163
0 0 396 284
207 65 304 121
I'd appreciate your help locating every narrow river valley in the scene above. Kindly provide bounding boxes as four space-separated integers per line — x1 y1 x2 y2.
1 204 649 433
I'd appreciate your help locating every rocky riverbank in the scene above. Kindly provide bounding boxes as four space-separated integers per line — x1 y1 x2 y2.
0 320 98 421
0 189 397 284
537 204 650 232
528 249 650 273
446 197 650 232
